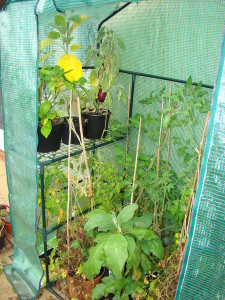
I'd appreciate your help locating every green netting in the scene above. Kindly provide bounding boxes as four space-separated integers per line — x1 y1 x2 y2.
0 1 43 299
1 0 225 299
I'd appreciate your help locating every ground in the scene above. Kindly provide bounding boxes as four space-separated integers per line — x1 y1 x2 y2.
0 158 60 300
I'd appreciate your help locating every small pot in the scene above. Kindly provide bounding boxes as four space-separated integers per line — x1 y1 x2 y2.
37 119 63 153
62 117 86 145
82 111 111 140
2 218 12 234
0 227 5 251
67 268 105 300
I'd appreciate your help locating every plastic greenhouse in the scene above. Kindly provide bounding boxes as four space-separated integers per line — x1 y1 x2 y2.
0 0 225 299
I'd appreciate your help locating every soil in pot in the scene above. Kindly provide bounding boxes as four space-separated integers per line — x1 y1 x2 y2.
62 117 86 145
37 119 63 153
0 227 5 251
67 268 105 300
81 110 111 140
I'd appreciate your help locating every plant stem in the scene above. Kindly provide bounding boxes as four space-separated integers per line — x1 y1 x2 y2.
66 90 73 270
77 97 94 212
131 117 142 204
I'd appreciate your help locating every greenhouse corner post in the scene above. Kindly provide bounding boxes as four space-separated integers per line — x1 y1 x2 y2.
0 1 43 299
176 26 225 299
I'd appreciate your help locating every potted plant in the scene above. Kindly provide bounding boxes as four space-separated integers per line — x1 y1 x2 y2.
82 203 164 299
49 217 105 300
0 207 12 234
38 12 89 151
0 218 5 251
82 27 126 139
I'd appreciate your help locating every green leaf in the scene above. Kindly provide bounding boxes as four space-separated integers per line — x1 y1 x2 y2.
117 203 138 226
48 81 57 92
140 238 164 260
84 209 116 232
125 236 140 270
40 101 51 116
133 213 153 228
70 44 82 51
41 124 52 138
54 14 66 26
89 69 98 85
69 15 81 23
130 228 149 240
116 36 125 50
104 234 128 278
71 240 80 249
185 76 192 89
39 51 56 64
83 240 106 279
101 73 111 93
39 39 55 51
92 277 126 300
140 253 154 273
48 31 60 39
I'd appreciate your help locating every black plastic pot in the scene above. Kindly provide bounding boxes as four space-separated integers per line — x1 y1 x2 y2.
81 111 111 140
0 227 5 251
61 117 86 145
37 120 63 153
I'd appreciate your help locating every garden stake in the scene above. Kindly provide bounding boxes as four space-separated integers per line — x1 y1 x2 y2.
178 111 210 269
166 86 171 172
155 96 164 229
77 97 94 213
66 90 73 270
125 83 131 177
131 117 142 204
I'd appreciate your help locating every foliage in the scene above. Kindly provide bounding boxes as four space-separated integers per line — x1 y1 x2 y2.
37 163 68 224
38 12 89 138
82 204 164 299
83 27 126 111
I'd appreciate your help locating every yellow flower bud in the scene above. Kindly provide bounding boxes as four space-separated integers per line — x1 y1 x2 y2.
58 54 83 82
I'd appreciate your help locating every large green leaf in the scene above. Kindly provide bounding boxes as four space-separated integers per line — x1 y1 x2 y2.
139 238 164 260
117 203 138 226
92 277 126 299
104 234 128 278
140 253 154 273
125 236 140 270
82 240 106 279
101 73 111 92
84 209 116 232
130 228 149 240
133 212 153 228
39 51 56 64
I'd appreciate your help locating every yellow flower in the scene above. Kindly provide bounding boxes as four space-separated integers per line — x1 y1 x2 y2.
58 54 83 82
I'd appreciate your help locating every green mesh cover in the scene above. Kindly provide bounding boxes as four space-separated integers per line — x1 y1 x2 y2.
0 1 43 299
176 31 225 300
1 0 225 299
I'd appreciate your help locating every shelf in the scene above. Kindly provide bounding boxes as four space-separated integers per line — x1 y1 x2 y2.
37 132 126 166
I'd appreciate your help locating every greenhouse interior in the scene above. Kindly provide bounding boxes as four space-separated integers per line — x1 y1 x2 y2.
0 0 225 299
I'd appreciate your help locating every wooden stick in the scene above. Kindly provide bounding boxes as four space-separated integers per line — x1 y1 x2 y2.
131 117 142 204
179 111 210 247
166 87 171 172
66 90 73 270
77 97 94 212
125 83 131 177
157 97 164 178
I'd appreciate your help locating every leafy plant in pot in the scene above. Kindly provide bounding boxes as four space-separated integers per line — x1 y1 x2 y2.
0 219 5 251
83 203 164 299
0 207 12 235
49 217 105 300
82 27 126 139
38 12 89 151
